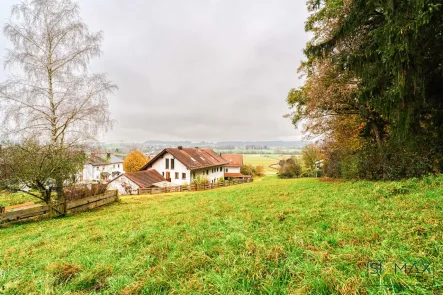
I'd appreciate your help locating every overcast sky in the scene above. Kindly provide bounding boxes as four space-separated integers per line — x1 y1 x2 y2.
0 0 309 143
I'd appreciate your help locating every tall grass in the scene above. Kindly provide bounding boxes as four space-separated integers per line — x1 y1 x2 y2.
0 176 441 294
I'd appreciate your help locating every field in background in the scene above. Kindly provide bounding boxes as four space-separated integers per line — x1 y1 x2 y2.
0 192 42 207
1 176 441 294
243 154 291 173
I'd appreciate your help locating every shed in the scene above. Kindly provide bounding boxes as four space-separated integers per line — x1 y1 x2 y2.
107 169 166 195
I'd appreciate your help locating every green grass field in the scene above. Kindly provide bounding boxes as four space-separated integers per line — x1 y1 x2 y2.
0 176 442 294
243 154 289 173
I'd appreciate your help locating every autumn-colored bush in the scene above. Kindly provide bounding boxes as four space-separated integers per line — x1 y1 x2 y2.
241 164 265 177
254 166 265 176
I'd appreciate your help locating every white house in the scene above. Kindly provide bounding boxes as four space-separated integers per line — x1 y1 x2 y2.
221 154 251 179
140 147 228 185
107 169 166 195
80 153 124 183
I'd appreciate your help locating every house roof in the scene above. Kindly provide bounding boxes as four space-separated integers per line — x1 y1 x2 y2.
120 169 166 188
141 148 228 171
86 153 123 166
221 154 243 167
225 173 251 178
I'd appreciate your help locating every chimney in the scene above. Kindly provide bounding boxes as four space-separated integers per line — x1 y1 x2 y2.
195 147 199 149
178 146 183 150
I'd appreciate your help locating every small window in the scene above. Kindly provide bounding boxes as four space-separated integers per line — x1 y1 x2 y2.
162 172 165 177
175 172 179 179
171 159 175 170
206 170 209 175
225 168 228 173
165 158 169 169
182 173 186 180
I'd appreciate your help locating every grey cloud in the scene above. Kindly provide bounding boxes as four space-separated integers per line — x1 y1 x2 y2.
0 0 309 142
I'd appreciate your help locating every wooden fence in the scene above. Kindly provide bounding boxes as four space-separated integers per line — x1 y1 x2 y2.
0 190 118 224
138 178 252 195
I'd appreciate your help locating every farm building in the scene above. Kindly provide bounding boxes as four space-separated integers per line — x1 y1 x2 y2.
140 147 228 185
221 154 251 179
107 169 167 195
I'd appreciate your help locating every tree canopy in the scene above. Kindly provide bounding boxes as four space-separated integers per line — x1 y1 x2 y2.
287 0 443 179
123 150 150 173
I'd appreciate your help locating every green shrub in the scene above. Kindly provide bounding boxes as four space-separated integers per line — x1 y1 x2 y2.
193 176 209 185
278 157 303 178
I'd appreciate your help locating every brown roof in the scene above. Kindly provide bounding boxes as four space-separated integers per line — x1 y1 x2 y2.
141 148 228 171
225 173 251 178
121 169 166 188
221 154 243 167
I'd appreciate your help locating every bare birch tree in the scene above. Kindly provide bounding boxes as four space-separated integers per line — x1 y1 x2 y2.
0 0 117 207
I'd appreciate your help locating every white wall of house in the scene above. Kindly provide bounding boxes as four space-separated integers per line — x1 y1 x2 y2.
81 163 124 183
150 152 191 185
107 175 139 195
224 166 241 174
150 152 225 185
191 166 225 184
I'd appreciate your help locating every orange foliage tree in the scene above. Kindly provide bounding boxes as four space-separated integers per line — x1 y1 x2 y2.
123 150 150 172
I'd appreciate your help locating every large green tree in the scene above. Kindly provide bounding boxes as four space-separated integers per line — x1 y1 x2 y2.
288 0 443 179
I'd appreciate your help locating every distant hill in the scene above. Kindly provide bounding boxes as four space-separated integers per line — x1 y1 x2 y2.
140 140 312 148
214 141 311 148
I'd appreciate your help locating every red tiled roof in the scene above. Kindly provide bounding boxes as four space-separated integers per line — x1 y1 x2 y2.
141 148 228 171
122 169 166 188
225 173 251 178
221 154 243 167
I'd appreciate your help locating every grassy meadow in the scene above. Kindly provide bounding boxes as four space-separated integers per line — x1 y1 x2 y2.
0 192 43 207
0 176 442 294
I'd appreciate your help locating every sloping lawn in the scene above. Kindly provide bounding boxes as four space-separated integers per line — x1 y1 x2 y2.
0 176 442 294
